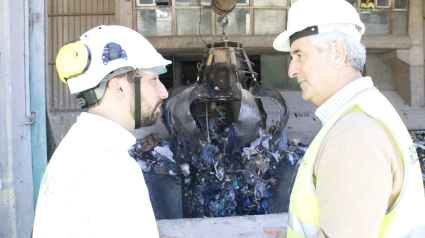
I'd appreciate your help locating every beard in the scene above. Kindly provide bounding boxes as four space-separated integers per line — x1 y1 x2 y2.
131 98 162 127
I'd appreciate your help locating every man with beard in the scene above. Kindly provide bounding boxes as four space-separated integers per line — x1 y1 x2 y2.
33 25 173 238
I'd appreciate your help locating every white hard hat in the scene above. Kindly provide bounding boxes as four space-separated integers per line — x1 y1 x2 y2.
56 25 171 94
273 0 365 52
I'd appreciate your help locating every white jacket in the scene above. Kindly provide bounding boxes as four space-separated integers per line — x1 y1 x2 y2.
33 112 159 238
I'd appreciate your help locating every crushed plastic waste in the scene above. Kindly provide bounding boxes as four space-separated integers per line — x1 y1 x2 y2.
410 130 425 184
180 163 191 177
129 111 425 218
129 133 179 176
129 109 307 218
129 123 425 218
154 146 175 163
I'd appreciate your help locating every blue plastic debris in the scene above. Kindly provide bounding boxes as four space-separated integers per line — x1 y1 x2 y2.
278 130 288 153
285 153 295 166
201 144 214 165
261 200 269 214
227 123 238 164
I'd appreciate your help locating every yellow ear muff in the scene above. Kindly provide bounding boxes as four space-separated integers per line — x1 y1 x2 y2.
56 41 90 83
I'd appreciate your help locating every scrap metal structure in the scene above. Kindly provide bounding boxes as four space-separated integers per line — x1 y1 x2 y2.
132 0 297 220
162 0 289 153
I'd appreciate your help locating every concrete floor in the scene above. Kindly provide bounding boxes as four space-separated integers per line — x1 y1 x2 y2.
157 213 288 238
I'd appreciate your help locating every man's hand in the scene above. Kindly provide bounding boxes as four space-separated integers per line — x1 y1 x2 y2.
263 226 287 238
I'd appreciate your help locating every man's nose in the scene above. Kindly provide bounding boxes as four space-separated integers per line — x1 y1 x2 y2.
156 80 168 99
288 60 299 79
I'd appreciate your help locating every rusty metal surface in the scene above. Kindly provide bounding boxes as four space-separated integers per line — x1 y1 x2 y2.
211 0 237 15
233 89 262 146
162 40 289 149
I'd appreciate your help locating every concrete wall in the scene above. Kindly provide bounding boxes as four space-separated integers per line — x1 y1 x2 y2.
408 0 425 107
365 54 396 90
423 0 425 106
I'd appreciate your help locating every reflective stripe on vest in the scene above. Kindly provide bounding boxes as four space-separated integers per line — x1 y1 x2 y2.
288 211 320 237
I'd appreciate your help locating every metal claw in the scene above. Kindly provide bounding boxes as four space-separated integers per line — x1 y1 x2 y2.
162 85 194 138
233 89 262 146
249 80 289 140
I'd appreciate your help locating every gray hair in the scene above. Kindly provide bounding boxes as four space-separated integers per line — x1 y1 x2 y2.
307 31 366 72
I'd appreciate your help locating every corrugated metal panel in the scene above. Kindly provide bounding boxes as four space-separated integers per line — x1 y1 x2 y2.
48 0 115 110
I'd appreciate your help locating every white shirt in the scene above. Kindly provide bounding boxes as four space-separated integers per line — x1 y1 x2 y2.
33 112 159 238
315 77 375 125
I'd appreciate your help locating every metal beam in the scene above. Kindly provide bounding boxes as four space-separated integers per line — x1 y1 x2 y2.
30 0 48 208
147 35 412 54
0 2 18 237
0 0 35 237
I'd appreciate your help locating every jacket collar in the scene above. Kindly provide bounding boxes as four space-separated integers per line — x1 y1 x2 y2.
315 77 375 125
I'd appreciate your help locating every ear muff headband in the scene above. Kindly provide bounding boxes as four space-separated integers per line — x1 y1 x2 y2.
56 41 90 83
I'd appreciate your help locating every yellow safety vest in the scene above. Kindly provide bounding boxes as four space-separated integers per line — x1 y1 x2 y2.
287 88 425 238
361 2 375 8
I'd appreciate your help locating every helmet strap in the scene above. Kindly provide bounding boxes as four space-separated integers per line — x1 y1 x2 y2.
76 81 108 109
134 74 142 129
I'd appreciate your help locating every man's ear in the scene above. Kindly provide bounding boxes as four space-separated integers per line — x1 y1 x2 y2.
332 40 347 69
107 77 126 99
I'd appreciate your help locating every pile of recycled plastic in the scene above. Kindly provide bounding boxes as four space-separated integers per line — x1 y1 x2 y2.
179 123 308 218
410 130 425 184
129 110 307 218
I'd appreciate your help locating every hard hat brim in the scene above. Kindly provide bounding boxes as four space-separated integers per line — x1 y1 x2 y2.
273 30 294 52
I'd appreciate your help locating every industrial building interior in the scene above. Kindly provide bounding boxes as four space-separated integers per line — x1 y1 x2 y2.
1 0 425 237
